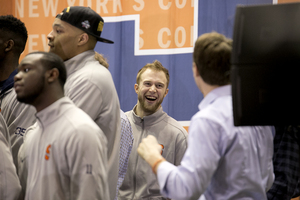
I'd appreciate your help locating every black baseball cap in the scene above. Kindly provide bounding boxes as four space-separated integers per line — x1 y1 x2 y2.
56 6 113 44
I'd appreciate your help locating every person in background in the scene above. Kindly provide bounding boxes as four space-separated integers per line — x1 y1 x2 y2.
267 125 300 200
137 32 274 200
16 51 109 200
118 60 188 199
0 112 21 200
47 6 121 199
0 15 36 170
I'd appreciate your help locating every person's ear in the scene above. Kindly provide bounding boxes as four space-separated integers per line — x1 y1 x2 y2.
134 83 139 94
78 33 89 46
47 68 59 83
4 39 14 52
164 88 169 97
192 62 200 77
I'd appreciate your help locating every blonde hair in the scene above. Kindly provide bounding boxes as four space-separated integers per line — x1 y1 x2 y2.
136 60 170 88
95 52 109 68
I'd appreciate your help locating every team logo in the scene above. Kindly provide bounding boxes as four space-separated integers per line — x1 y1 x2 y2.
82 20 90 29
45 144 51 160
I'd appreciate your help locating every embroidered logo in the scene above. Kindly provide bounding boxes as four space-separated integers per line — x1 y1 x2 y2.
45 144 51 160
82 20 90 29
159 144 164 155
97 21 104 32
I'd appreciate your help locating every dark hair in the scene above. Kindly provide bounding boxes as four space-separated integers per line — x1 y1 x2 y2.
0 15 28 54
193 32 232 86
136 60 170 88
27 51 67 87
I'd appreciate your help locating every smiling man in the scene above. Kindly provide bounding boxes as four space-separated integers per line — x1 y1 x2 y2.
137 32 274 200
118 60 188 200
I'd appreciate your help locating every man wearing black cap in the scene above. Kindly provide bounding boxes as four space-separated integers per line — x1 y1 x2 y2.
47 6 121 200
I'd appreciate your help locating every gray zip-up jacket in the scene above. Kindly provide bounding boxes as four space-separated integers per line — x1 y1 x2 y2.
64 50 121 200
18 97 109 200
0 113 21 200
119 106 188 200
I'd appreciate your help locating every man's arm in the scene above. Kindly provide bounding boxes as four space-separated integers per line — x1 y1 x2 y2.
137 135 165 174
0 115 21 200
67 126 109 200
138 118 221 200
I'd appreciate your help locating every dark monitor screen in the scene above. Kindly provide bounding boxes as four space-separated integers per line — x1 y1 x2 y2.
231 3 300 126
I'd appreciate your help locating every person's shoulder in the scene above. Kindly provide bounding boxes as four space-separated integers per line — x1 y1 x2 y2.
1 88 17 107
64 106 97 127
1 86 14 96
61 108 107 145
197 95 232 124
83 60 111 77
61 106 106 140
125 110 133 118
75 60 114 87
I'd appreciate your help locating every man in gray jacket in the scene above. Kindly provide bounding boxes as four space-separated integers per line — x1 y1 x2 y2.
118 60 188 199
16 51 109 200
47 6 121 199
0 15 36 171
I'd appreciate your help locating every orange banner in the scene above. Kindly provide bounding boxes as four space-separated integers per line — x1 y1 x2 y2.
12 0 195 59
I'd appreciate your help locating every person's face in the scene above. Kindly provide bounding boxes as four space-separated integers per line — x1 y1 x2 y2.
47 18 82 61
14 54 46 105
135 68 169 115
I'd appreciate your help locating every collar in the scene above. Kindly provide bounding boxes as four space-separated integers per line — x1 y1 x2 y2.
199 85 231 111
36 97 73 128
64 50 95 77
130 105 167 126
0 69 18 95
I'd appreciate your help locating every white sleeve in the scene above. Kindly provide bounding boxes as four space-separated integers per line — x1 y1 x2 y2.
157 118 221 200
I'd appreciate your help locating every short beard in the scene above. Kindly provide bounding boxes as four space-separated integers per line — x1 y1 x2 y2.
138 94 163 115
17 92 41 105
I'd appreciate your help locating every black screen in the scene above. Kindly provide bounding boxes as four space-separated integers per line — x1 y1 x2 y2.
231 3 300 126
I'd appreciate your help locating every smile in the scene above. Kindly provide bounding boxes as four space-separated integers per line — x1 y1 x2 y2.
145 96 157 101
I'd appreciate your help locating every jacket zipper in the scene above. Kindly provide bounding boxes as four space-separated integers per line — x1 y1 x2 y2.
132 118 144 199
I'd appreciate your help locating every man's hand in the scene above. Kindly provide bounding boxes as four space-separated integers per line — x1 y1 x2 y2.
137 135 164 167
